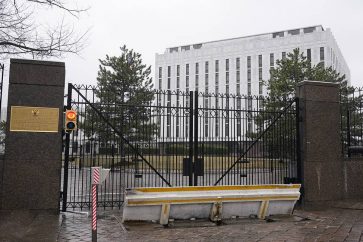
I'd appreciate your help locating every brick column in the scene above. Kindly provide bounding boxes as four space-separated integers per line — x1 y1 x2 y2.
1 59 65 212
297 81 343 206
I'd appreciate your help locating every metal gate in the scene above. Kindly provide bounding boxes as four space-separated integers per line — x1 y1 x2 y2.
61 83 300 210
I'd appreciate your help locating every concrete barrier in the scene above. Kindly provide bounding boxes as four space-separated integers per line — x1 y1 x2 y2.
122 184 301 225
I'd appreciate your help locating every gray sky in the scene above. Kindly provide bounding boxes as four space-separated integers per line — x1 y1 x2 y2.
8 0 363 87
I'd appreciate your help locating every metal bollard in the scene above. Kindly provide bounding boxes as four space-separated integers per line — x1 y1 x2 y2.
91 167 110 242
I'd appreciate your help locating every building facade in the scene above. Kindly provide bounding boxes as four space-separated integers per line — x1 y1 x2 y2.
154 25 350 140
155 25 350 96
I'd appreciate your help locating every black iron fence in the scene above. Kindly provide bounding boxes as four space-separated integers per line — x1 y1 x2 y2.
341 87 363 157
0 63 5 154
62 83 300 210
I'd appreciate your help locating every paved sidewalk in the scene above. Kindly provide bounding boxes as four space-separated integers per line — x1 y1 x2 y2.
0 210 62 242
1 203 363 241
58 207 363 242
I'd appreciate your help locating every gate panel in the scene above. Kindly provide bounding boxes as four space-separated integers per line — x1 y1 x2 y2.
62 85 193 210
193 93 299 186
62 84 300 210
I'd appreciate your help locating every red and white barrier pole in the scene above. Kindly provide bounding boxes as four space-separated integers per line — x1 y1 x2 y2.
92 167 100 242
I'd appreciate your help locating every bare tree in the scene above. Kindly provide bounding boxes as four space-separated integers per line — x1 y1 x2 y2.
0 0 88 58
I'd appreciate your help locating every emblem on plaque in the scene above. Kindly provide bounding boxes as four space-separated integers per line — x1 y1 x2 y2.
32 109 40 116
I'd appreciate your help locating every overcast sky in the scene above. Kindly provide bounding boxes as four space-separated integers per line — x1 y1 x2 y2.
5 0 363 88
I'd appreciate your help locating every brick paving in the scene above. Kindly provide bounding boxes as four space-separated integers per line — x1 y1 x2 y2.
57 208 363 242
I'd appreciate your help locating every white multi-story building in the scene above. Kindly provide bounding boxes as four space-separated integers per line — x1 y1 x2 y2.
155 25 350 96
154 25 350 140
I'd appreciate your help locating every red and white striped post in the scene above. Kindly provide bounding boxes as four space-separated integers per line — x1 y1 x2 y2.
91 167 100 242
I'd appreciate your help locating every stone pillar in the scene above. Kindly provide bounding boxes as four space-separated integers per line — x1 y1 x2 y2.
1 59 65 212
297 81 343 206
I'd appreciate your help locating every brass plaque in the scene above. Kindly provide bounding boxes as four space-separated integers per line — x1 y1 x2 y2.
10 106 59 132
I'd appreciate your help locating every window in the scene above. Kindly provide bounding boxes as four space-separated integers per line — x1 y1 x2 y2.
307 49 311 62
176 65 180 137
166 77 172 137
181 45 190 51
303 27 315 34
259 69 262 81
288 29 300 35
167 66 171 89
195 63 199 90
258 55 263 95
193 43 202 49
204 122 209 137
282 52 286 60
170 47 178 53
185 64 190 138
270 53 274 67
272 31 284 38
215 60 219 94
215 60 219 72
258 55 262 68
186 64 190 108
236 66 240 95
176 65 180 89
158 67 162 78
247 56 251 97
158 67 162 90
205 73 209 89
215 73 219 85
205 61 209 90
248 119 252 132
225 114 229 137
225 59 229 94
320 47 325 67
259 82 263 95
236 57 240 70
320 47 324 61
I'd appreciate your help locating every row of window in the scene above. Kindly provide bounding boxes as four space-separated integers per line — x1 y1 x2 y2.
159 47 325 93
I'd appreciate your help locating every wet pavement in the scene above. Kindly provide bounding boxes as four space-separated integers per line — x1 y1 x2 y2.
2 202 363 241
56 207 363 242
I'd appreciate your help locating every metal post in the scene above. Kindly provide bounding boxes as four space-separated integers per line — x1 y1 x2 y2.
91 167 100 242
193 91 199 186
347 108 351 158
92 184 97 242
295 98 302 183
188 91 194 186
0 64 4 119
62 83 72 212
